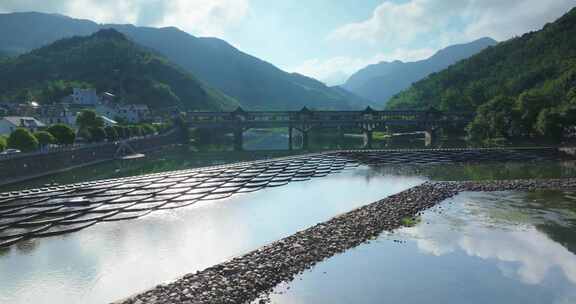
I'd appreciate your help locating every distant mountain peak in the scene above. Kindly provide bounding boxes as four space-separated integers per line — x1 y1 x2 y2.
91 28 128 40
343 37 497 105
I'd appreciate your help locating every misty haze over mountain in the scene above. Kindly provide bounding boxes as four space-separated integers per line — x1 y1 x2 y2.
342 37 497 107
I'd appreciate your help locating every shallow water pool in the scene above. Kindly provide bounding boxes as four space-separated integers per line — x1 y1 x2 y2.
259 190 576 304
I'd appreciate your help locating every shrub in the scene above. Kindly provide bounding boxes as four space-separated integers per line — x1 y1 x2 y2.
89 127 107 142
76 110 104 130
0 135 6 151
47 124 76 145
34 131 56 146
8 128 39 152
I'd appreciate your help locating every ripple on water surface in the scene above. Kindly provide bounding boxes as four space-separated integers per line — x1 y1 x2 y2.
0 166 424 304
257 190 576 304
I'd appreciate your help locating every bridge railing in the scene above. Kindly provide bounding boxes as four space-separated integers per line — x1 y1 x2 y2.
185 110 474 125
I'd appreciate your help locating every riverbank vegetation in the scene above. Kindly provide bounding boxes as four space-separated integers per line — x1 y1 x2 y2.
3 112 171 153
386 7 576 143
0 135 7 151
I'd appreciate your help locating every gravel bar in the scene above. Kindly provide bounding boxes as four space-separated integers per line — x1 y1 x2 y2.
115 178 576 304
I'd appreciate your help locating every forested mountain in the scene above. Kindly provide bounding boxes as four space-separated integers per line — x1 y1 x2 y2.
343 38 496 107
0 12 364 110
0 29 238 110
387 7 576 141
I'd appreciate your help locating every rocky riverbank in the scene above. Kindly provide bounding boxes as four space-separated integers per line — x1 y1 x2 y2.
453 178 576 192
115 178 576 304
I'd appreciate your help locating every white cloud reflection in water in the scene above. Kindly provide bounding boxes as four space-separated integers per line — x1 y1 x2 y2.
262 191 576 304
404 192 576 286
0 166 424 304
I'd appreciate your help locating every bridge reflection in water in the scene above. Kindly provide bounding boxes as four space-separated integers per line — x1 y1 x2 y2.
186 107 474 150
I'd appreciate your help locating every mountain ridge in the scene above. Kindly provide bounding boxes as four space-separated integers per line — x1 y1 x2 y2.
0 12 366 110
0 28 238 111
386 6 576 141
343 37 497 107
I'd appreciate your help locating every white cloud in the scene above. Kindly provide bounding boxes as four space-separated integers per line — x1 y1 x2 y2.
399 192 576 288
308 0 574 85
462 0 575 41
413 224 576 286
329 0 574 45
0 0 251 37
328 0 466 46
288 47 435 85
157 0 250 37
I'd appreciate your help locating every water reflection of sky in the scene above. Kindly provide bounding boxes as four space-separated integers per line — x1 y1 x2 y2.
0 166 425 304
262 191 576 304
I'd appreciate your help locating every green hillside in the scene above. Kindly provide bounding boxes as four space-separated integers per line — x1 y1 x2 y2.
387 7 576 141
0 12 366 110
344 37 496 106
0 29 238 111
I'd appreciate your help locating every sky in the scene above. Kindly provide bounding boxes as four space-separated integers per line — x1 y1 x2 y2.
0 0 574 85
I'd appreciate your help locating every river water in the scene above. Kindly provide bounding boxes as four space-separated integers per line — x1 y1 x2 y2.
0 166 425 304
259 190 576 304
1 143 575 303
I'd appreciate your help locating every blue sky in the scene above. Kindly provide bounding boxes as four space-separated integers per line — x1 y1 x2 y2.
0 0 574 84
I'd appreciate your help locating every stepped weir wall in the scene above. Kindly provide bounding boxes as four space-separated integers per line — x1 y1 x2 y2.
0 132 181 187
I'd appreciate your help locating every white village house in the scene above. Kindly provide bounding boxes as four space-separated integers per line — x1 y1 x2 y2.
71 88 99 105
0 116 45 136
37 104 77 127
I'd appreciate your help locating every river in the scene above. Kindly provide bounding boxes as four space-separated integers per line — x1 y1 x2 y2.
1 138 575 303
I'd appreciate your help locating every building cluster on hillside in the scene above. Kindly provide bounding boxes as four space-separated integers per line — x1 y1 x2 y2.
0 88 152 136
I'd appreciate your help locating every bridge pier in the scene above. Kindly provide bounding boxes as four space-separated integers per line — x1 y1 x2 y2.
424 128 439 147
233 128 244 151
302 129 310 150
360 123 377 149
337 126 345 147
364 130 374 149
288 127 293 151
185 109 472 151
295 125 313 151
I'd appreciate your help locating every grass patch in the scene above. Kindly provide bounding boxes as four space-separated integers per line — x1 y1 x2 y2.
401 216 421 227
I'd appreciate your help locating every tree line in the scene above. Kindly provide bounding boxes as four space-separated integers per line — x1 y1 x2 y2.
386 7 576 143
1 110 171 153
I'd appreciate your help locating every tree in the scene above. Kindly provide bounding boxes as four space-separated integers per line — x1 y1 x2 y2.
89 127 106 142
77 128 92 142
8 128 39 152
535 108 563 142
47 124 76 145
34 131 56 146
173 114 190 142
466 95 519 141
516 90 553 134
104 126 118 141
0 135 6 151
76 110 104 131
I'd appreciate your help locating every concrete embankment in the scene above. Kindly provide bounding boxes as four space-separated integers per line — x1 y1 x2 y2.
114 178 576 304
0 132 181 187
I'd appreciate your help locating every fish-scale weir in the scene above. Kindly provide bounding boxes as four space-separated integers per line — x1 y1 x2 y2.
0 147 570 248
